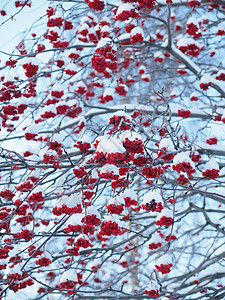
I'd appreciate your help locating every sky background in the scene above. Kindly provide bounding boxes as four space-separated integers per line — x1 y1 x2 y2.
0 0 47 56
0 1 49 153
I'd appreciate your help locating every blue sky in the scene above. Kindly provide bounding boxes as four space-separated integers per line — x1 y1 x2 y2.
0 0 47 56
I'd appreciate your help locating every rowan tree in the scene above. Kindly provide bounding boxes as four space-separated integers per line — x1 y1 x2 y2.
0 0 225 299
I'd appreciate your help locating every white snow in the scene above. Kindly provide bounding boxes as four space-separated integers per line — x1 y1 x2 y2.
52 133 63 144
217 24 224 32
146 278 160 292
173 152 195 168
118 33 130 41
104 214 122 226
203 158 219 171
190 91 199 99
77 134 92 144
87 12 99 24
130 26 144 37
103 87 114 97
65 213 83 226
159 138 175 152
39 148 58 160
100 164 119 175
155 208 173 221
60 193 82 208
25 124 38 135
116 4 134 17
200 74 214 84
149 232 163 245
96 136 126 154
86 206 101 220
75 81 87 90
139 65 146 73
91 169 99 179
216 69 225 77
142 74 150 81
96 37 112 50
156 253 172 265
123 188 137 201
119 130 143 142
42 104 57 114
65 63 77 73
60 270 77 283
110 110 131 121
48 26 61 36
108 195 125 206
78 22 89 33
30 186 44 195
187 16 198 26
154 51 163 59
101 25 110 33
28 170 40 179
21 56 39 66
143 190 163 205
